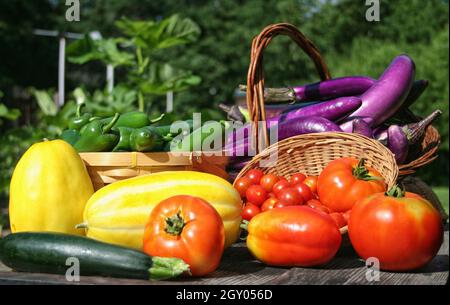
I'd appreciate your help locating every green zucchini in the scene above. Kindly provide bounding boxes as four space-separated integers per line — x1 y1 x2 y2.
0 232 189 281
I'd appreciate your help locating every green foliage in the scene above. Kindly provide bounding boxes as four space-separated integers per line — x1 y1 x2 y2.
0 91 21 124
67 37 134 67
66 14 202 112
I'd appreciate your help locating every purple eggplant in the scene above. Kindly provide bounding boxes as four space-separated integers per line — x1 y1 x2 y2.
239 76 375 102
340 55 416 132
226 158 251 171
403 80 429 109
375 110 442 145
352 118 373 138
225 97 361 146
387 125 409 164
224 117 342 158
219 102 316 123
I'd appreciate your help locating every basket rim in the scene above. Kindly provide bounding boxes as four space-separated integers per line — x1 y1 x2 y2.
235 132 399 188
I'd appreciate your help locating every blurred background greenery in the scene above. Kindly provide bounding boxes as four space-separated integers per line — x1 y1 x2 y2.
0 0 448 211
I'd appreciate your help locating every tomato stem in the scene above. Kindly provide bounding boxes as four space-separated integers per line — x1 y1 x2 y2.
352 158 383 181
240 220 249 232
386 185 405 198
164 211 186 236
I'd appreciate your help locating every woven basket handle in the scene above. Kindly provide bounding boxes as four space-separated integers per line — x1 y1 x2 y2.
246 23 331 153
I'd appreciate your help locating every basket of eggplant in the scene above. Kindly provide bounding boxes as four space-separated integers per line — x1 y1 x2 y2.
223 23 441 178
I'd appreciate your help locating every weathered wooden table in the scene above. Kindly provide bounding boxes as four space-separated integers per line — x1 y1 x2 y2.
0 227 448 285
0 177 448 285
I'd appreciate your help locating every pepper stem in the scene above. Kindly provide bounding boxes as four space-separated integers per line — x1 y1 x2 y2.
76 103 85 118
240 220 249 232
386 185 405 198
164 212 186 236
352 158 383 181
150 113 165 124
148 256 191 280
102 113 120 133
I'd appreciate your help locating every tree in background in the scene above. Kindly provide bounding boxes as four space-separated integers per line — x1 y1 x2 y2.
0 0 448 186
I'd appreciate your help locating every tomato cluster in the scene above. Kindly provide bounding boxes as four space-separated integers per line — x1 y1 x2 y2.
235 169 347 229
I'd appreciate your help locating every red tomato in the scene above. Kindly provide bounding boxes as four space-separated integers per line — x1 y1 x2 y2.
143 195 225 276
277 188 304 205
246 206 342 267
241 203 261 221
307 199 331 214
261 197 279 212
329 212 347 229
342 209 352 223
260 174 279 192
317 158 386 212
348 188 443 271
303 176 318 194
268 192 276 198
234 177 252 198
246 169 264 185
272 179 290 196
290 173 306 185
273 201 295 209
245 185 267 206
293 183 314 202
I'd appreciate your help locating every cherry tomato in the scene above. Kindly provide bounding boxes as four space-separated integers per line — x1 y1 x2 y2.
272 179 290 196
303 176 318 194
234 177 253 198
293 183 314 202
290 173 306 185
329 212 347 229
261 197 279 212
245 185 267 206
273 201 295 209
268 192 276 198
241 203 261 221
246 169 264 185
143 195 224 276
349 188 443 271
277 188 304 205
260 174 279 192
342 209 352 223
307 199 331 214
317 158 386 212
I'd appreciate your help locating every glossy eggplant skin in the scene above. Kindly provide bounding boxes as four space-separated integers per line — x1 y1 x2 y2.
352 118 374 138
387 125 409 164
340 55 415 132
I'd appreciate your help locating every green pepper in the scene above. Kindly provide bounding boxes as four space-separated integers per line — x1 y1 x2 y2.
154 119 195 138
129 126 169 152
68 104 94 131
99 111 165 129
170 121 225 152
74 113 121 152
112 126 134 152
60 129 80 146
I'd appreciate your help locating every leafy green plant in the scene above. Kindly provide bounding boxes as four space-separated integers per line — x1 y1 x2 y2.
0 91 21 125
66 14 202 112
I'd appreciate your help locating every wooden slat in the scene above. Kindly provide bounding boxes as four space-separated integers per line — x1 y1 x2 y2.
0 229 447 285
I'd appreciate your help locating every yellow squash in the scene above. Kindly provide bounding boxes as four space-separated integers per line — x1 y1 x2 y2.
79 171 243 249
9 139 94 235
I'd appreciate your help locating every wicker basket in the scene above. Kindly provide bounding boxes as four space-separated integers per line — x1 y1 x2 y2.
243 23 440 175
80 152 229 191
